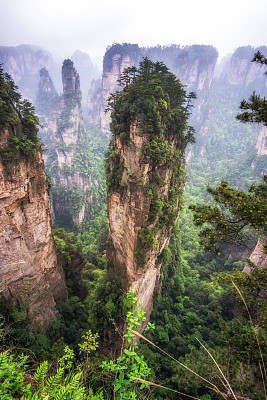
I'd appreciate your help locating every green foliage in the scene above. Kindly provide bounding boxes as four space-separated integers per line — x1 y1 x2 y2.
138 227 157 248
54 226 82 257
106 58 192 275
0 347 104 399
53 186 86 217
105 144 125 192
84 269 124 335
0 297 52 358
101 290 152 399
58 345 75 370
189 176 266 253
0 351 32 398
218 265 267 327
142 138 173 166
107 57 192 144
237 91 267 125
0 319 104 399
172 53 267 398
0 64 41 164
45 124 108 233
253 51 267 66
105 57 194 194
236 51 267 126
78 330 99 356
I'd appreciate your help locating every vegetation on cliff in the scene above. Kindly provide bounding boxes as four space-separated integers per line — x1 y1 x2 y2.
0 63 41 163
106 57 194 145
106 58 195 267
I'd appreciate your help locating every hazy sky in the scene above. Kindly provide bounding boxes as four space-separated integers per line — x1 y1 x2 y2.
0 0 266 64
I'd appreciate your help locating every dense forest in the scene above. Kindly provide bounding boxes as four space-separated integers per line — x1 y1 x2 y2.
0 47 266 400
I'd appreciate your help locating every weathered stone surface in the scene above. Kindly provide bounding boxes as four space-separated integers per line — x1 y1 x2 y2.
0 127 67 328
87 44 218 132
226 48 267 86
256 126 267 156
243 235 267 274
107 123 183 321
37 61 94 226
0 44 53 102
243 235 267 301
71 50 100 103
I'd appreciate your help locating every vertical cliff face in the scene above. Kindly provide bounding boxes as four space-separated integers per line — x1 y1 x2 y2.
87 44 218 132
71 50 100 104
0 81 67 327
106 60 192 320
37 68 61 119
0 44 54 102
87 78 102 125
37 60 95 227
243 235 267 275
256 126 267 156
107 125 180 315
170 45 217 90
225 46 267 86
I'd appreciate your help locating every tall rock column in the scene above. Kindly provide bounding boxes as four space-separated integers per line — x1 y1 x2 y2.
106 59 194 320
0 73 67 328
37 60 95 227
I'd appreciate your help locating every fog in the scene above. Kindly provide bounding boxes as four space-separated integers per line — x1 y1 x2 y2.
0 0 266 63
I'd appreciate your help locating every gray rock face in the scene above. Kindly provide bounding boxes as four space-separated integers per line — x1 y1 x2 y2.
225 46 267 86
71 50 100 103
36 60 96 227
0 44 53 102
256 126 267 156
244 236 267 275
87 44 218 132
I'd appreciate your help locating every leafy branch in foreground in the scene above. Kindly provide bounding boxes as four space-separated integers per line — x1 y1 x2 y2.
189 175 267 253
236 92 267 125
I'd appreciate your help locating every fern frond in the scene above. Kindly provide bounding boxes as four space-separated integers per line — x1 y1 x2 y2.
69 372 82 389
46 367 64 392
54 382 85 400
34 360 48 389
0 351 10 369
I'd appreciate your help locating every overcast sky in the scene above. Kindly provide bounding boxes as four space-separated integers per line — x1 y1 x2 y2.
0 0 266 65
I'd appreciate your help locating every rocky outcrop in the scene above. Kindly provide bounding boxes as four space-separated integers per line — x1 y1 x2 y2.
0 126 67 328
88 44 218 132
107 122 186 322
37 60 95 227
0 44 54 102
243 235 267 274
225 46 267 86
106 61 190 322
107 126 171 316
256 123 267 156
88 44 267 171
86 78 102 125
71 50 100 104
243 235 267 302
36 68 61 119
